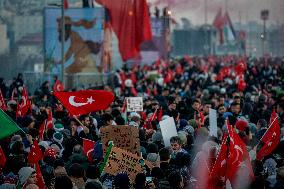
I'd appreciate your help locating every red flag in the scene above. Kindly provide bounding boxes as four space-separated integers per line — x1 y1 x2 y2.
83 138 95 162
226 124 254 183
19 87 31 117
28 141 43 164
96 0 152 61
64 0 68 9
209 135 229 189
35 162 46 189
0 146 6 167
213 8 224 44
53 79 64 92
16 102 21 118
256 109 281 160
157 108 163 122
131 87 138 97
150 108 158 123
46 110 54 130
0 90 7 111
53 90 115 116
38 120 46 141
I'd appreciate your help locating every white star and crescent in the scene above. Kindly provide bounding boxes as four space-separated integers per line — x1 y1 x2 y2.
69 96 95 107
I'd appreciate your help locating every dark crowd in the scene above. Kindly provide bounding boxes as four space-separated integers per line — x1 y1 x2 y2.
0 55 284 189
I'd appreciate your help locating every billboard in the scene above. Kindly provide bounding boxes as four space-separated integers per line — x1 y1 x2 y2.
44 8 104 74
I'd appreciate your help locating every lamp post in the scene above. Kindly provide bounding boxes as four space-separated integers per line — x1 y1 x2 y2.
260 9 269 57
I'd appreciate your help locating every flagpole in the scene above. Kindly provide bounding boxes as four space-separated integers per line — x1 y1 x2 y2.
61 0 65 86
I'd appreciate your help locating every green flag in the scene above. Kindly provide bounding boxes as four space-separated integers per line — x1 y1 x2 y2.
0 109 21 139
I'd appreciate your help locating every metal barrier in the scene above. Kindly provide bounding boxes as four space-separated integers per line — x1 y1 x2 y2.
23 72 114 93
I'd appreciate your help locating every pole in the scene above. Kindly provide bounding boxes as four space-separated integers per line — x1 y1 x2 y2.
61 0 65 86
262 19 265 57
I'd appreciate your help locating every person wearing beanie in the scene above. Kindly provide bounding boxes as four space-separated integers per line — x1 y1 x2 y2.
147 153 160 167
53 123 64 132
236 119 249 132
113 173 130 189
50 132 64 156
18 167 37 188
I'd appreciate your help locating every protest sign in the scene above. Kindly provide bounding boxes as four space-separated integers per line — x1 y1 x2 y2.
159 117 178 147
104 147 144 181
100 125 140 155
209 108 218 137
126 97 143 112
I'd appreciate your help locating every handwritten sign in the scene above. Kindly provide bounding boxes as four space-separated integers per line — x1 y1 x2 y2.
104 147 144 181
126 97 143 112
100 125 140 155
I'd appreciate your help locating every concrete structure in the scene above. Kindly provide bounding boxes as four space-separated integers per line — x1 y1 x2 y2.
0 24 9 55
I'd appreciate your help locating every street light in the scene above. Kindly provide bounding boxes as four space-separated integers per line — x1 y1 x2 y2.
260 9 269 56
48 0 65 86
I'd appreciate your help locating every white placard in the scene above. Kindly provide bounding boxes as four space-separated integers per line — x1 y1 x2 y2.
209 108 218 137
159 117 178 147
126 97 143 112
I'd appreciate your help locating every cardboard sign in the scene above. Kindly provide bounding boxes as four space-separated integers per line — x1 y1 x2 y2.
209 108 218 137
104 147 144 181
159 117 178 147
100 125 140 155
126 97 143 112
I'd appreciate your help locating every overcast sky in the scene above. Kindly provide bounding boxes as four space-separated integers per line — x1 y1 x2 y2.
148 0 284 26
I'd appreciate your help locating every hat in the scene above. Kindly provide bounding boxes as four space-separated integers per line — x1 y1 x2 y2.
178 131 187 145
236 119 248 132
147 153 160 166
54 123 64 132
22 116 33 128
129 121 139 127
130 112 141 119
114 173 130 188
183 125 195 135
44 148 57 159
53 132 63 144
38 141 49 150
152 132 163 143
179 119 188 130
18 167 35 185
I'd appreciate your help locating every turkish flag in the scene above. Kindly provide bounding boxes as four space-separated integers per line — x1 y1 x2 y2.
28 140 43 164
53 79 64 92
83 138 95 162
35 162 46 189
210 135 228 181
19 87 31 117
256 109 281 160
226 124 254 184
0 90 7 111
0 146 6 167
53 90 115 116
38 120 46 140
96 0 152 61
46 110 54 130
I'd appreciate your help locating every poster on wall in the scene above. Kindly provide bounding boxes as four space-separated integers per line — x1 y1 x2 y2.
44 8 105 74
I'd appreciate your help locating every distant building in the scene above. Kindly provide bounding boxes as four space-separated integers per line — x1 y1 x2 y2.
16 33 43 71
172 25 215 57
0 24 9 55
9 15 42 44
268 24 284 57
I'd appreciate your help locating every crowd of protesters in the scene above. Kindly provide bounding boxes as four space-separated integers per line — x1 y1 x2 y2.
0 55 284 189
